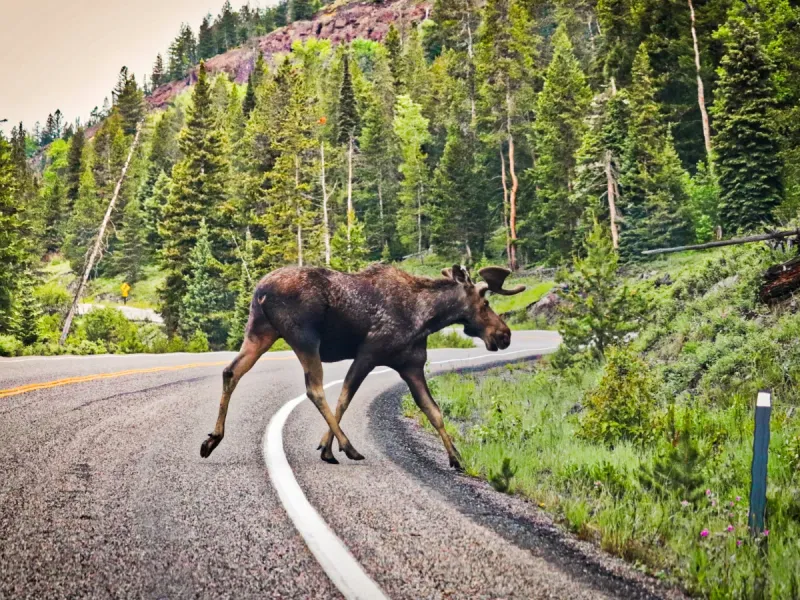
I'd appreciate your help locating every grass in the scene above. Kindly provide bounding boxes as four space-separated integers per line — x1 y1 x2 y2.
427 329 475 349
488 280 554 314
404 246 800 598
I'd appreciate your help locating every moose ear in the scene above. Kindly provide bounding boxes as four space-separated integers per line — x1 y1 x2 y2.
441 268 453 279
451 264 471 284
478 266 526 296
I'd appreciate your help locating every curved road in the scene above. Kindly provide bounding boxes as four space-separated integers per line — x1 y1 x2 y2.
0 331 679 599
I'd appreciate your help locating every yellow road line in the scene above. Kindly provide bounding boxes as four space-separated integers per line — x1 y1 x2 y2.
0 356 293 399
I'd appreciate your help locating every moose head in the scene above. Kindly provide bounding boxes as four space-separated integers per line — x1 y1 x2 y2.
441 265 526 352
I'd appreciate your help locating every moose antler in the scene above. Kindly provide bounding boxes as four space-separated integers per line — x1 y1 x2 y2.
477 266 526 296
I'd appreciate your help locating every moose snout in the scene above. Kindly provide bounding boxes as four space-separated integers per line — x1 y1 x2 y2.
485 328 511 351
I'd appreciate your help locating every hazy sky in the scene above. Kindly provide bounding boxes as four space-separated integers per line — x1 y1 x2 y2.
0 0 266 136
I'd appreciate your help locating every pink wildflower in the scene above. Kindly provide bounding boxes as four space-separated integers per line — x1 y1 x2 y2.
736 496 741 502
729 501 735 507
763 530 769 537
700 529 709 538
681 500 690 507
737 540 742 547
706 489 712 496
726 525 734 532
712 500 717 507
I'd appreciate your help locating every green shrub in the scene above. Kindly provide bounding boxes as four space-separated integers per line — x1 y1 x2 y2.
0 334 23 357
187 329 210 353
488 457 517 493
580 346 658 447
428 329 474 349
80 307 136 345
34 281 71 315
167 335 187 353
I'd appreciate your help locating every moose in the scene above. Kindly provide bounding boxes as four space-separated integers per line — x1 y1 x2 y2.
200 263 525 469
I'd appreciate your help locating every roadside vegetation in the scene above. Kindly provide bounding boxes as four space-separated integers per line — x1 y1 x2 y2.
406 234 800 597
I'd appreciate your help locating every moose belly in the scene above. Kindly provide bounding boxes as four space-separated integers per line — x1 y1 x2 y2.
317 322 364 362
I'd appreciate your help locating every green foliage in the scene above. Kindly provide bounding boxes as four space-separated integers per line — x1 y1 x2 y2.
557 221 643 360
331 216 369 273
684 160 720 243
393 95 430 253
713 19 783 234
115 197 149 283
80 307 136 346
579 346 658 447
187 329 211 352
0 134 27 334
427 329 475 349
0 334 23 357
488 457 517 493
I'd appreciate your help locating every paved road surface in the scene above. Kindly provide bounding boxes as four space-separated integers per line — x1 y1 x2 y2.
0 331 679 599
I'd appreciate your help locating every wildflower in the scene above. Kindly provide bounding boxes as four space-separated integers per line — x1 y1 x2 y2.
736 496 741 502
729 501 734 507
763 529 769 537
594 481 602 488
726 525 734 532
700 529 709 538
737 540 742 547
711 500 717 507
681 500 690 508
706 489 712 496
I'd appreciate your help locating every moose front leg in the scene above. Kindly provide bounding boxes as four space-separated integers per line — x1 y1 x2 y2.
317 355 374 464
399 366 463 471
295 349 365 462
200 330 278 458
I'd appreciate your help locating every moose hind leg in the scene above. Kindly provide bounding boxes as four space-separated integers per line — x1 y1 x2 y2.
400 366 463 471
200 330 278 458
295 349 364 462
318 355 373 463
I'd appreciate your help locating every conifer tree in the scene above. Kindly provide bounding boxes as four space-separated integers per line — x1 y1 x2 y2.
144 170 171 248
713 19 782 234
65 127 85 209
393 95 430 254
198 14 216 60
152 54 165 88
243 52 266 117
289 0 315 22
63 152 104 270
401 27 429 102
219 1 239 51
227 228 255 350
180 219 227 344
476 0 538 269
338 51 360 239
533 24 592 263
384 24 403 89
619 44 691 258
113 67 144 135
115 197 149 283
13 271 42 346
0 134 26 333
160 61 231 331
331 217 369 272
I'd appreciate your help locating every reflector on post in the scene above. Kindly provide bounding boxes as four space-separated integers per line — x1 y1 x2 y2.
748 390 772 535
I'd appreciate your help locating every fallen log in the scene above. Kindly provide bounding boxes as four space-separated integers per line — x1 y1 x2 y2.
642 228 800 255
760 257 800 303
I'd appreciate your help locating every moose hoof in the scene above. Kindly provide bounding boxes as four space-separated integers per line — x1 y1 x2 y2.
320 449 339 464
449 455 464 471
200 434 222 458
341 443 365 461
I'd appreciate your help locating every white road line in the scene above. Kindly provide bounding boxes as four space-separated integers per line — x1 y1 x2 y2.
264 346 558 600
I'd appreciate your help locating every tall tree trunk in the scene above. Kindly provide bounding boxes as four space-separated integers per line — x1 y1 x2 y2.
605 150 620 249
688 0 712 159
500 147 511 266
465 4 476 124
347 136 354 242
506 89 518 270
320 142 331 266
417 180 423 255
296 155 303 267
60 121 143 345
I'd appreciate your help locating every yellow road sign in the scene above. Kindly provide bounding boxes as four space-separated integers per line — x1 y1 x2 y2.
120 282 131 298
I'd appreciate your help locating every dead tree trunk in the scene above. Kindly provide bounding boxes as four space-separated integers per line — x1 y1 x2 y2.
643 228 800 255
320 141 331 266
500 147 512 266
60 121 143 345
605 150 620 249
688 0 712 160
761 257 800 303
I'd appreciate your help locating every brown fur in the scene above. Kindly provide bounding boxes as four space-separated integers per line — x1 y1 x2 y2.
200 264 524 468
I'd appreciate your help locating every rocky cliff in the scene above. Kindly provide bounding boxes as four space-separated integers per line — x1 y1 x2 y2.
148 0 430 109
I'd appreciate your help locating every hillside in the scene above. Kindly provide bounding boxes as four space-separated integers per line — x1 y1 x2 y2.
148 0 430 109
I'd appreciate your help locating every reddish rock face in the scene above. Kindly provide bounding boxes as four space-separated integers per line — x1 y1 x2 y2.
147 0 430 110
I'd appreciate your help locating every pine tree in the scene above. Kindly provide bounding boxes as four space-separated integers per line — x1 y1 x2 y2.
619 44 692 258
713 19 782 234
331 216 369 272
198 14 216 60
384 24 403 88
113 67 144 135
338 50 361 239
160 61 231 332
152 54 165 87
430 123 487 258
476 0 538 269
243 52 266 117
227 228 255 350
393 95 430 254
180 219 227 344
401 27 429 102
0 134 27 334
115 197 149 283
219 1 239 52
533 24 592 263
259 60 320 268
289 0 315 22
65 127 85 209
62 151 104 270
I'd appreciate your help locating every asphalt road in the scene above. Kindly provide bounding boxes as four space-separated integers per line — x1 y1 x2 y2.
0 331 681 600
